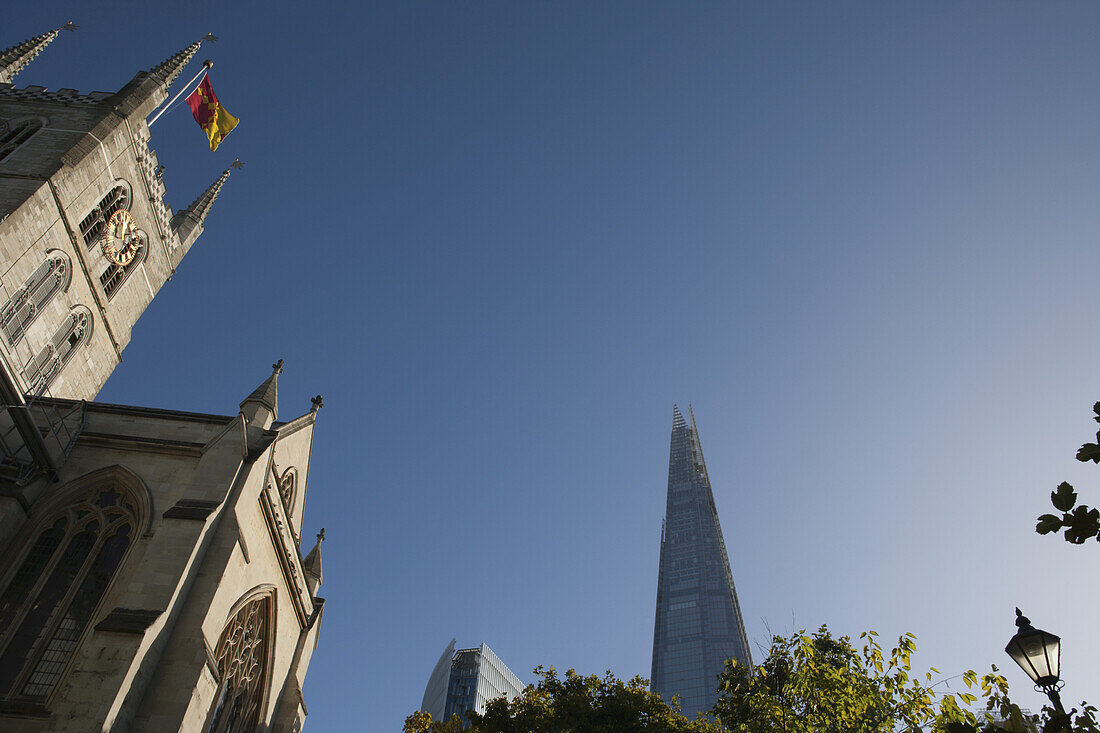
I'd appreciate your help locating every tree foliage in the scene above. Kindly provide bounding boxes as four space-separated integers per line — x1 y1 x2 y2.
404 629 1098 733
403 710 466 733
1037 402 1100 544
711 626 979 732
404 666 720 733
711 626 1097 733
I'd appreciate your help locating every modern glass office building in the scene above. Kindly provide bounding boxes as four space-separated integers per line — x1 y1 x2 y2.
650 405 752 718
421 640 525 726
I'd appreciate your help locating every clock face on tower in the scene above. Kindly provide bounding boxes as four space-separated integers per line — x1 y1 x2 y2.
101 209 142 266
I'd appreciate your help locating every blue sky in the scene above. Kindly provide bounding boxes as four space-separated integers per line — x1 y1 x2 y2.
10 2 1100 729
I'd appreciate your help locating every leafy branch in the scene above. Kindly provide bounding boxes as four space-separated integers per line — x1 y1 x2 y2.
1037 403 1100 544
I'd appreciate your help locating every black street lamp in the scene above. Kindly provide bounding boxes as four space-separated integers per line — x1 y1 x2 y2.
1005 608 1067 717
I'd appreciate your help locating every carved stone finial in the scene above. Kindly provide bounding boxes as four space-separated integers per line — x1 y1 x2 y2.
317 528 325 543
203 32 218 43
311 395 324 411
231 158 245 170
61 21 78 32
272 359 284 374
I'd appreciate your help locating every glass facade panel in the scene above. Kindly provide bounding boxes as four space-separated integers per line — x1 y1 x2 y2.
650 406 751 718
422 641 524 728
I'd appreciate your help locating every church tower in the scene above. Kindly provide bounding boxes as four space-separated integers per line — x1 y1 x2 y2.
0 25 226 402
650 406 751 718
0 26 327 732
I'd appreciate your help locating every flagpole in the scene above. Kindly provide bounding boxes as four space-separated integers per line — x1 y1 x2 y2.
148 60 213 128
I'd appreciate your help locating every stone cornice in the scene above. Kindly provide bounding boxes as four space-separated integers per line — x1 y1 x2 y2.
33 396 236 425
77 431 205 456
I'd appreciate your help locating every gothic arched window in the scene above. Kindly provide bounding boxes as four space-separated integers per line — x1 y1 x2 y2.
99 230 148 299
207 592 272 732
0 251 72 345
0 119 45 163
78 183 131 248
25 306 93 395
0 485 137 700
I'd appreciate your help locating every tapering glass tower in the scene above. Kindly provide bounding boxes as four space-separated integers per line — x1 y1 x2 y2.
651 405 752 717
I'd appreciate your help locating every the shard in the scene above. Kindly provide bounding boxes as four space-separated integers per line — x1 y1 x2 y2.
650 405 752 717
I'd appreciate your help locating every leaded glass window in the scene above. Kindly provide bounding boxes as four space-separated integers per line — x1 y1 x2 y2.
0 487 137 700
78 184 131 248
207 594 271 732
0 252 71 345
0 519 66 634
0 119 44 163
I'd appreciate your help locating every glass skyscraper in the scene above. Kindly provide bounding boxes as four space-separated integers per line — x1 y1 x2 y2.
650 405 752 718
421 640 525 726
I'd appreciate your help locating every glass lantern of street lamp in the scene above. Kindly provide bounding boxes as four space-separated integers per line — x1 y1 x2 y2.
1005 608 1061 690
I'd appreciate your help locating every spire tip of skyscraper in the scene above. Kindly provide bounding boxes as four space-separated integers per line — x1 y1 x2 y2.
672 404 687 430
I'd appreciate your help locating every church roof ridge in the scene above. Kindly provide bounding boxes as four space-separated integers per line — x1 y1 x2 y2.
273 409 317 439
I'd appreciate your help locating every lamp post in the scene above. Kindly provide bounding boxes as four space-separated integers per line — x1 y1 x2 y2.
1005 608 1067 719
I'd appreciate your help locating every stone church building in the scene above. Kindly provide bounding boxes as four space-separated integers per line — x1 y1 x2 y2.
0 25 325 731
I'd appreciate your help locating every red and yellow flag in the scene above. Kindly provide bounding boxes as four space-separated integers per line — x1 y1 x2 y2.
185 75 238 151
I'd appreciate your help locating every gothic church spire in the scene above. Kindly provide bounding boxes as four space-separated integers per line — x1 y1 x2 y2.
241 359 282 429
180 165 231 226
112 34 212 118
303 529 324 596
0 22 75 85
148 37 204 89
171 164 233 256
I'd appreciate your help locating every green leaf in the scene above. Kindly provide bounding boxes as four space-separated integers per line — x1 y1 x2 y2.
1077 443 1100 463
1051 482 1077 512
1036 514 1063 535
1062 505 1100 544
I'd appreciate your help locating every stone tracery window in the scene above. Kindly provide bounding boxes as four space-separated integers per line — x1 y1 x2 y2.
279 468 297 517
0 119 44 163
78 183 131 248
0 486 137 700
0 252 72 345
25 306 92 395
207 593 272 733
